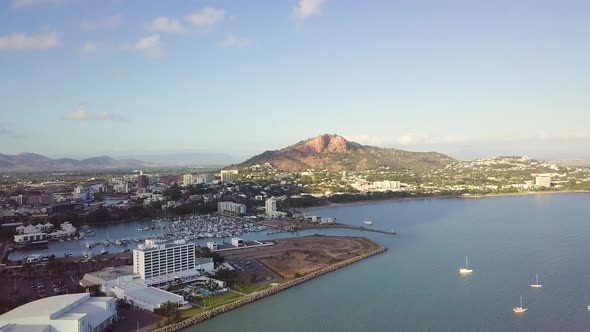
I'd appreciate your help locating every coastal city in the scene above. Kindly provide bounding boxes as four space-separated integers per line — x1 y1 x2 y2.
2 0 590 331
0 151 589 330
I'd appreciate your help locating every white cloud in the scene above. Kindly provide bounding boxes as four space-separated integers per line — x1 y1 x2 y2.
147 17 184 33
80 15 122 31
185 7 225 27
0 32 60 51
222 33 253 48
62 107 124 121
78 41 97 54
11 0 66 8
292 0 325 20
121 34 161 58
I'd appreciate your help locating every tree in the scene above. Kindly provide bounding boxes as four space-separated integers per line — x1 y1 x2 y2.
154 301 180 324
86 284 102 297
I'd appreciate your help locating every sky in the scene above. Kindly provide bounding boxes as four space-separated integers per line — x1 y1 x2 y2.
1 0 590 162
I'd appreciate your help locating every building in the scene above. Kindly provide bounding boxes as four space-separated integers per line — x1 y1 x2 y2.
80 266 190 313
195 173 214 184
28 194 54 206
217 201 246 215
195 258 214 272
133 239 199 285
535 175 551 188
182 174 194 186
73 186 93 201
80 266 135 295
0 293 117 332
220 170 238 184
112 281 186 312
137 171 149 189
265 198 277 216
231 238 243 247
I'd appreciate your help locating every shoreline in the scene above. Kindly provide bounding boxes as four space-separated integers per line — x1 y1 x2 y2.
298 190 590 212
152 244 387 332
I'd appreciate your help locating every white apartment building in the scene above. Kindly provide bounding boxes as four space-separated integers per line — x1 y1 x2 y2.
183 174 194 186
535 175 551 188
217 201 246 215
265 198 277 216
133 239 197 284
220 170 238 183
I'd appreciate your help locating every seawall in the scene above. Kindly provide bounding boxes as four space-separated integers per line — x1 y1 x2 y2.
152 245 387 332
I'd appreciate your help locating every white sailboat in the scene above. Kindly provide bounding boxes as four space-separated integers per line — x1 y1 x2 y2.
530 273 542 288
513 296 527 313
459 256 473 274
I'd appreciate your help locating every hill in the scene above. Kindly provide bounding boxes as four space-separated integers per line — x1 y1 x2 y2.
0 153 151 172
236 134 454 172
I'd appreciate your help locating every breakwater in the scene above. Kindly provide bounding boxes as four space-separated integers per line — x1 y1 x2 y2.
152 245 387 332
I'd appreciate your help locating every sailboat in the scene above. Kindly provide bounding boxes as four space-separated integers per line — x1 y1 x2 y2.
459 256 473 274
530 273 542 288
513 296 527 313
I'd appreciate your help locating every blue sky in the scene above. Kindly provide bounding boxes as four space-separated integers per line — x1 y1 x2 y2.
1 0 589 161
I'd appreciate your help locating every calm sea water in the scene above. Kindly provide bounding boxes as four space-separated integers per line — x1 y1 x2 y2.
186 193 590 331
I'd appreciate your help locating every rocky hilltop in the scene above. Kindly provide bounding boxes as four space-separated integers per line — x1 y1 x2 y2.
236 134 454 172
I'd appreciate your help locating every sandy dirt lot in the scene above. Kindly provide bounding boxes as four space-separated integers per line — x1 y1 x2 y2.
221 235 381 279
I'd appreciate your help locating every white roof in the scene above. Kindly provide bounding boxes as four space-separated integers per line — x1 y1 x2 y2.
0 294 115 329
0 294 89 322
123 286 184 306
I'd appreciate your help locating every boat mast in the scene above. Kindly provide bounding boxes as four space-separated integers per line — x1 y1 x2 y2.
520 296 523 307
465 256 469 268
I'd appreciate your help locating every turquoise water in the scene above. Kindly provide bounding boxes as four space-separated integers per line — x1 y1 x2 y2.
188 193 590 331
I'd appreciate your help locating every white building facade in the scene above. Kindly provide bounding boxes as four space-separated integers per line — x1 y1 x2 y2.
217 201 246 215
133 239 197 284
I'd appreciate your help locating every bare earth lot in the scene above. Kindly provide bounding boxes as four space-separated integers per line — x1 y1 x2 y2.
222 235 381 279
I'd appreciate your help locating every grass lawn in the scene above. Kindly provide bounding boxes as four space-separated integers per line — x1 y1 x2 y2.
179 281 285 319
181 291 244 318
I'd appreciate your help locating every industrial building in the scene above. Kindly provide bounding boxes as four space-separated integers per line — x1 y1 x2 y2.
0 293 117 332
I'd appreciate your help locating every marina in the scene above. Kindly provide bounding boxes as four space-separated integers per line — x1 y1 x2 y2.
8 214 268 261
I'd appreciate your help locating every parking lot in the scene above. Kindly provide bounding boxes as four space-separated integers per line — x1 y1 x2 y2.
225 259 281 283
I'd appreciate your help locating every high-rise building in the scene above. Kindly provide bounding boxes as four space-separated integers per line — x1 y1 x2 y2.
265 198 277 216
183 174 194 186
220 170 238 184
133 239 197 284
217 201 246 215
137 171 149 189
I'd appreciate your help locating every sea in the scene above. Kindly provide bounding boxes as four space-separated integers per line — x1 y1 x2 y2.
185 193 590 331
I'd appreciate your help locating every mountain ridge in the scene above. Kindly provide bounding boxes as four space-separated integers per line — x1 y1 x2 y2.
0 153 152 172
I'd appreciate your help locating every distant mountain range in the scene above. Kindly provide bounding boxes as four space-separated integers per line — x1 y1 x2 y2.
235 134 455 172
0 153 152 172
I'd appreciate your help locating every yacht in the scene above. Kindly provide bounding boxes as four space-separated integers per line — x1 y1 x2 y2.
363 221 373 225
459 256 473 274
530 273 542 288
513 296 527 313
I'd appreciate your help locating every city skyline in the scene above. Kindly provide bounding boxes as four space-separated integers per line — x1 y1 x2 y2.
1 0 590 160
